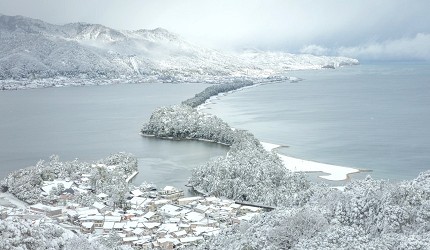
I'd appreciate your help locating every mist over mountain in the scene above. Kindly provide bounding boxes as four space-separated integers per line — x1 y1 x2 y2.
0 14 358 89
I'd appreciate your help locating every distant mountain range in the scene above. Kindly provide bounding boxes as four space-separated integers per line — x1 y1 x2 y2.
0 14 359 89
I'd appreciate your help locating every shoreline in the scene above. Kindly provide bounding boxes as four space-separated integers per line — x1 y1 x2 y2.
261 142 363 181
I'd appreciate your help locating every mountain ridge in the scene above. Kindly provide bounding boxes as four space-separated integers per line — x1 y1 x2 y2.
0 14 359 89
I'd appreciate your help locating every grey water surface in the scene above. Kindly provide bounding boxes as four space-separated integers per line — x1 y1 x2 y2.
205 62 430 182
0 83 228 189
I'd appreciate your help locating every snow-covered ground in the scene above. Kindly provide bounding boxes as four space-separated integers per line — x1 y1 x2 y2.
0 192 28 209
261 142 360 181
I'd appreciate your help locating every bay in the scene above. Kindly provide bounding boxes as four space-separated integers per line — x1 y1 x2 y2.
204 62 430 182
0 83 228 189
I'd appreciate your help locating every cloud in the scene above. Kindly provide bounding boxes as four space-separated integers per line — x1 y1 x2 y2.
337 33 430 61
1 0 430 60
300 45 330 56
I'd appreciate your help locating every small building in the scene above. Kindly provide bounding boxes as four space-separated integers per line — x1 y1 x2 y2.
81 222 95 233
180 236 204 246
114 222 125 231
92 201 107 213
122 236 138 245
177 196 203 206
160 186 184 200
103 221 115 233
157 238 180 249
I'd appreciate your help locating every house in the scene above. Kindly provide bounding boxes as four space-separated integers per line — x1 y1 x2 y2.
103 221 115 233
143 211 160 222
92 201 107 213
180 236 204 246
81 222 95 233
76 208 100 218
132 228 144 236
122 236 139 245
172 230 187 238
130 189 145 197
143 222 161 230
158 223 178 233
177 196 203 206
178 223 192 233
195 204 209 213
157 238 180 249
159 186 184 200
114 222 125 231
159 204 182 217
185 211 205 222
81 215 104 228
104 215 122 223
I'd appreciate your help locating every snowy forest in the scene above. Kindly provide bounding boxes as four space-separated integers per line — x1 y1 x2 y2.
0 217 134 250
1 153 137 207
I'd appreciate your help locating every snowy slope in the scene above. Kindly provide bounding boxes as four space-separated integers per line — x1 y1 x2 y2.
0 14 359 89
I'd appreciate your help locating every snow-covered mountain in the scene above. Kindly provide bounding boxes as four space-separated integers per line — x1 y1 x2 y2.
0 14 359 89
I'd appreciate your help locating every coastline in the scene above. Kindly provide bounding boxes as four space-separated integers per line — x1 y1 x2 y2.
261 142 361 181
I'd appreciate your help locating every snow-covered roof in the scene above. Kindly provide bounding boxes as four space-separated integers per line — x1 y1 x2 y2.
185 211 205 222
193 226 217 236
180 236 204 244
85 215 104 221
96 193 108 199
41 180 74 194
126 221 138 228
158 223 178 233
103 221 115 229
154 199 170 205
195 204 209 212
131 189 144 197
178 196 203 203
82 222 94 229
104 216 121 222
114 222 125 229
128 197 147 206
173 230 187 237
143 211 156 219
122 236 138 242
92 201 106 210
160 204 181 215
77 208 100 217
143 222 160 229
163 186 177 192
204 196 220 203
132 228 144 235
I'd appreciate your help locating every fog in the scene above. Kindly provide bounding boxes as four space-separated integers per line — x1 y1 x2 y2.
1 0 429 60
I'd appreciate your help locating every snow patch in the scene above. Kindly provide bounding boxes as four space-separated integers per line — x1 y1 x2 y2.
261 142 360 181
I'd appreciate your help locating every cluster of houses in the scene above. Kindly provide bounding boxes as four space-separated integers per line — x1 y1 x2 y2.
3 176 265 249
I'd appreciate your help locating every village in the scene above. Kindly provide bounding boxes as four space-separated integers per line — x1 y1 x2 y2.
0 163 266 249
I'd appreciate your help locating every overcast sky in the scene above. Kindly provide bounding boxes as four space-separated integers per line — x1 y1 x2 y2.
1 0 429 60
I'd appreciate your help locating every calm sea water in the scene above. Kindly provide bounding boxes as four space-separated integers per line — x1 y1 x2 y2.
205 62 430 182
0 83 228 189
